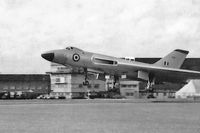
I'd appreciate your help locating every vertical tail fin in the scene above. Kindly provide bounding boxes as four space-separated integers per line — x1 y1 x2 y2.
154 49 189 68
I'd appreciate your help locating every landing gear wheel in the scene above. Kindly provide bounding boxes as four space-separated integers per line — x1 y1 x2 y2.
147 88 155 99
83 80 89 86
146 80 155 99
83 68 90 86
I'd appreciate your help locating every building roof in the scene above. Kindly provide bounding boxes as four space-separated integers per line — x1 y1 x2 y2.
0 74 50 82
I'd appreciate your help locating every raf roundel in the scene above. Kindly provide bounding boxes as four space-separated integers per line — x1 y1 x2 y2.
72 53 80 62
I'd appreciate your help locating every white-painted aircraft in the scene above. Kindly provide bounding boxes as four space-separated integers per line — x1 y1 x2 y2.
41 46 200 91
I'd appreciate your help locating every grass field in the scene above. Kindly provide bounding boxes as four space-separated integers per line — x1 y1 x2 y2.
0 99 199 133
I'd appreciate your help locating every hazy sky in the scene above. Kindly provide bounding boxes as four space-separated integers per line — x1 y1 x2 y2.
0 0 200 74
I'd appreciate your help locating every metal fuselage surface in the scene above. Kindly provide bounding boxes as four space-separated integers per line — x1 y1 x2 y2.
45 47 142 78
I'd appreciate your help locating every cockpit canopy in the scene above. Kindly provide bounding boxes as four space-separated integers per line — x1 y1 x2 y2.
65 46 84 52
66 46 75 50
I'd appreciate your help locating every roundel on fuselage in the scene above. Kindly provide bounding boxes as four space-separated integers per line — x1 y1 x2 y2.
72 53 80 62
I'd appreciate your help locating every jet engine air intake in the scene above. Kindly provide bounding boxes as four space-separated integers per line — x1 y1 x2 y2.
93 57 118 65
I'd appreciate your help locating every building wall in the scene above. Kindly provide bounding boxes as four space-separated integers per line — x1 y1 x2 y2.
0 81 49 93
153 92 175 99
0 75 50 95
51 74 72 92
120 80 139 99
50 72 106 98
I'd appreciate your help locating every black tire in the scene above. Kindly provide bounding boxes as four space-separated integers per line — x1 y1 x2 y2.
83 81 89 86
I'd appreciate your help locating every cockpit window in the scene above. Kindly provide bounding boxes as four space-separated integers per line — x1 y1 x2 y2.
66 47 74 50
66 47 70 50
65 47 84 53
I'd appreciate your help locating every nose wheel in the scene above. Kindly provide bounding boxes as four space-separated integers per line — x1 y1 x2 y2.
83 80 89 86
83 68 90 86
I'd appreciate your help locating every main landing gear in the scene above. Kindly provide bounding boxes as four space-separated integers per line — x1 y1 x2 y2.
146 81 155 98
83 68 89 86
113 75 119 88
146 75 156 98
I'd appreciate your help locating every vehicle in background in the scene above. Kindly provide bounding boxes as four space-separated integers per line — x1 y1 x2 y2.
0 91 42 99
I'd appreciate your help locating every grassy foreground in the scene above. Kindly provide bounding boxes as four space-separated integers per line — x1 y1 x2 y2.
0 99 199 133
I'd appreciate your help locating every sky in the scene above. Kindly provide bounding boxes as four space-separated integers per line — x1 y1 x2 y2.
0 0 200 74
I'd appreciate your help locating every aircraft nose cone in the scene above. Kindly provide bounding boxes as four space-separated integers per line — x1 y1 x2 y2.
41 52 54 61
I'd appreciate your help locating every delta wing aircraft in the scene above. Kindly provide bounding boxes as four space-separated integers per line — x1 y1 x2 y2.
41 46 200 90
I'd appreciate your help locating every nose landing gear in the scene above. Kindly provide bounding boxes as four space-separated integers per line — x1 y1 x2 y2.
83 68 90 86
83 80 89 86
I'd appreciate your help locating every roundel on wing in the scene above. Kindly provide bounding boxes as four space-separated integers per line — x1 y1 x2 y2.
72 53 80 62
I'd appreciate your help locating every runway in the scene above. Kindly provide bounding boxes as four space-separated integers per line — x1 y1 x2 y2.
0 99 199 133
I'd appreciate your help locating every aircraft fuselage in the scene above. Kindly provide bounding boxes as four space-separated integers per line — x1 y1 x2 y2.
41 46 200 84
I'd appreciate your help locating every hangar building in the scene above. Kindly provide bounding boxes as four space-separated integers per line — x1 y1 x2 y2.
0 74 50 98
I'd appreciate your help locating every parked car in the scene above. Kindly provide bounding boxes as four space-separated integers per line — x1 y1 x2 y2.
1 92 10 99
37 95 45 99
58 95 66 99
